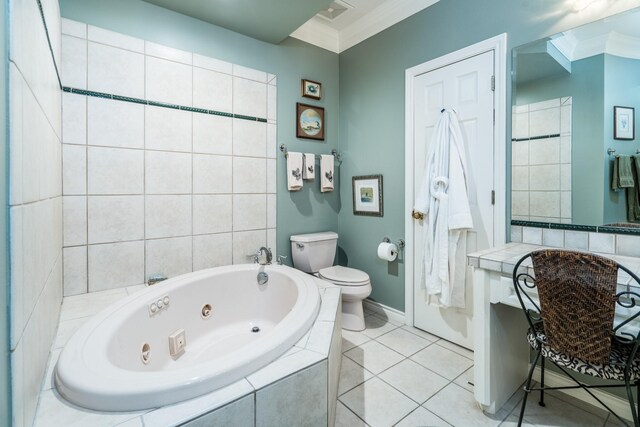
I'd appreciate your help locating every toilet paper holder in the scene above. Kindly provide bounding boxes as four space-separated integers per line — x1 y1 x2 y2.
382 237 405 250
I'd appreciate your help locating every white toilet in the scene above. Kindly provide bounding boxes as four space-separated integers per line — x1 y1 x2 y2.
290 231 372 331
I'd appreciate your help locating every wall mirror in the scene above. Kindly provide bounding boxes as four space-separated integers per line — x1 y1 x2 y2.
511 7 640 232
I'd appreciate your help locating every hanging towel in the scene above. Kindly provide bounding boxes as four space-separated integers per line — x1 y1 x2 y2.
303 153 315 180
413 109 473 308
287 152 303 191
628 156 640 221
612 155 635 191
320 155 334 193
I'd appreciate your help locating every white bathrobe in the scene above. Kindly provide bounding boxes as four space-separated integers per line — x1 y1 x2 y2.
414 109 473 308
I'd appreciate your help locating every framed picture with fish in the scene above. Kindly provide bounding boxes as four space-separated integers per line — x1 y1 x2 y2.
301 79 322 100
296 103 325 140
352 175 383 217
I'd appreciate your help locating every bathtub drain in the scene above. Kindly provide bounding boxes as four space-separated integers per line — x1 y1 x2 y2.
252 326 260 333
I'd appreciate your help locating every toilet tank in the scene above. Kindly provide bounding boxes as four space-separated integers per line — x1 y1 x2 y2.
290 232 338 273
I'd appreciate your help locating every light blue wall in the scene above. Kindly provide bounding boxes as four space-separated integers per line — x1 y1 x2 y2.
1 0 10 422
337 0 638 311
59 0 341 262
603 54 640 224
516 55 605 226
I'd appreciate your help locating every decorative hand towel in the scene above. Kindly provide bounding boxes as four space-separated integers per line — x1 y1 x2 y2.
612 155 635 191
303 153 315 180
320 154 334 193
287 152 303 191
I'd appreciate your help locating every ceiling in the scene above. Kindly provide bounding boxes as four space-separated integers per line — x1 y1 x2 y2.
143 0 440 52
142 0 334 44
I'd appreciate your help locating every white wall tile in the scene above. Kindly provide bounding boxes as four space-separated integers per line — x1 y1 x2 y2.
145 41 192 64
193 195 232 234
88 241 145 291
87 147 144 194
182 395 254 427
529 137 559 165
146 56 193 106
63 196 87 246
564 231 588 251
233 64 267 82
61 35 87 89
529 98 560 111
193 68 232 113
560 135 571 164
512 113 528 140
267 159 276 194
88 42 145 98
88 97 144 148
529 191 560 218
267 228 276 255
88 196 144 244
233 120 266 157
233 77 267 119
145 151 192 194
193 54 232 74
511 166 528 191
588 232 615 254
233 230 267 264
193 114 232 155
145 106 192 152
561 164 571 191
511 141 528 166
511 191 529 217
529 108 560 137
193 154 232 194
267 194 276 229
145 195 192 239
88 25 144 52
61 18 86 38
193 233 232 270
233 157 266 194
529 165 560 191
267 124 276 159
542 229 564 248
62 144 86 195
64 246 87 296
146 236 193 279
233 195 266 231
9 64 24 206
616 235 640 257
522 227 543 245
510 226 522 243
62 93 86 145
561 105 571 135
267 85 277 122
561 191 572 219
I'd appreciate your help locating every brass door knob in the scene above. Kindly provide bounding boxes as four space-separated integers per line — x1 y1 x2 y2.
411 210 424 220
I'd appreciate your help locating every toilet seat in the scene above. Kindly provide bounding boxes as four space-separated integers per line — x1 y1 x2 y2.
318 266 370 287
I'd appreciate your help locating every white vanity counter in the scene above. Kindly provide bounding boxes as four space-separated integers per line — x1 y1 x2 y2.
468 242 640 420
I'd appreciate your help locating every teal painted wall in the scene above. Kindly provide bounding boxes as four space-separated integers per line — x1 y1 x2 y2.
337 0 640 311
516 55 605 226
1 0 10 422
603 54 640 224
59 0 341 262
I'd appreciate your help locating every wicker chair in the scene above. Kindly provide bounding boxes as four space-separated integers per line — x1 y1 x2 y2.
512 249 640 427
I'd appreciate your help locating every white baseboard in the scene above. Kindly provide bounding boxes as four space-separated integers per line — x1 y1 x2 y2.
532 365 634 422
363 299 406 325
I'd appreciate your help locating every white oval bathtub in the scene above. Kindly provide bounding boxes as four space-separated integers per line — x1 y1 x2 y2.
55 264 320 411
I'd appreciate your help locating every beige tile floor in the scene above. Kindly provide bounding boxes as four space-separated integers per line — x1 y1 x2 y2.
337 310 626 427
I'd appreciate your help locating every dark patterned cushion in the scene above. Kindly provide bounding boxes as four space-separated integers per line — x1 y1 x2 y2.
526 322 640 381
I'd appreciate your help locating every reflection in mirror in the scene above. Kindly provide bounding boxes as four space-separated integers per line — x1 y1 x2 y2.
511 7 640 228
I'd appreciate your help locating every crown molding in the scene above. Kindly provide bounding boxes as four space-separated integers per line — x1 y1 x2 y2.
290 0 439 54
552 30 640 61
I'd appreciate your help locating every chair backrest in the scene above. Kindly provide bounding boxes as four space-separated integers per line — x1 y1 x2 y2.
514 249 618 364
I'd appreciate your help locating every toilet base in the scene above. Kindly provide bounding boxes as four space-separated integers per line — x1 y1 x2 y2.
341 300 366 331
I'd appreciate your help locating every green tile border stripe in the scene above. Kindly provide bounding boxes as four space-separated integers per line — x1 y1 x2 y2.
511 220 640 235
63 87 268 123
36 0 63 90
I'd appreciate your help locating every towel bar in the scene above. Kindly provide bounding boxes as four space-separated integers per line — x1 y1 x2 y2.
280 144 342 162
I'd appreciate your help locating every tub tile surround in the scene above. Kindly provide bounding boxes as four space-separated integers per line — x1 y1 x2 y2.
10 0 64 426
60 19 277 297
34 277 341 427
512 97 572 224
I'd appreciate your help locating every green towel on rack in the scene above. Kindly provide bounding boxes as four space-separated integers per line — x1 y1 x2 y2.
629 156 640 221
612 155 635 190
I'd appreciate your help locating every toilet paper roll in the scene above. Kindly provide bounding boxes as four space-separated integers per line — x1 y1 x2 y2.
377 242 398 262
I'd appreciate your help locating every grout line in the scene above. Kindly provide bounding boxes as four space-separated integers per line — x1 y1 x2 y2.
35 0 63 89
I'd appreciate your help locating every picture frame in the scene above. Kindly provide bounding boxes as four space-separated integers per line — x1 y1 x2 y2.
301 79 322 100
296 103 325 140
352 175 383 217
614 106 635 140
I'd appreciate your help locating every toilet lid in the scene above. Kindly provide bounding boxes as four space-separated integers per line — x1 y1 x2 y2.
318 266 370 286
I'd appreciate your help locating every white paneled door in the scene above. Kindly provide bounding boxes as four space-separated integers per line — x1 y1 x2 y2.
410 51 496 350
